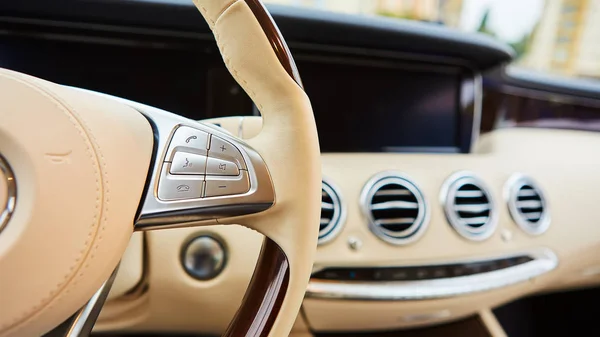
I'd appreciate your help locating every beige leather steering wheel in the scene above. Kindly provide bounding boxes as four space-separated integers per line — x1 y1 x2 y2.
0 0 321 336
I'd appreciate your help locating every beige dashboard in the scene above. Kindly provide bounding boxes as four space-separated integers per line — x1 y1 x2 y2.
95 117 600 335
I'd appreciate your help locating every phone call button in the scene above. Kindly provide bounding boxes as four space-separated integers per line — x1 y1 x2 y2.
166 126 209 161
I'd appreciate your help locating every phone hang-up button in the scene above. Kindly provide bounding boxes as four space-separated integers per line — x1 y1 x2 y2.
158 165 205 201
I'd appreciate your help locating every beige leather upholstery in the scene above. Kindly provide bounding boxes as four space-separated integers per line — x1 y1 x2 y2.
0 69 153 337
192 1 321 336
107 233 144 301
100 117 600 334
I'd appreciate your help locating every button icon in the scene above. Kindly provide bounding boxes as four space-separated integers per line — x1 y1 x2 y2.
170 152 207 175
185 135 198 143
208 135 247 170
177 184 190 192
206 157 239 176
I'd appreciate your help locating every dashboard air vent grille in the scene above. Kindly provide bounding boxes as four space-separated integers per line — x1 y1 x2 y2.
506 175 550 235
362 173 428 245
442 172 497 241
319 180 345 244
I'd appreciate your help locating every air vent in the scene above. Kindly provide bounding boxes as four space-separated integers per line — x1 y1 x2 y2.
506 174 550 235
319 180 345 244
361 173 428 245
441 172 497 241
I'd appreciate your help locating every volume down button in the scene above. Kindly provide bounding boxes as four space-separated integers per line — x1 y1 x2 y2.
205 171 250 197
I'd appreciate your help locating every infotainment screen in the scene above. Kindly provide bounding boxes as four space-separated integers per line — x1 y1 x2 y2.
298 60 467 153
0 36 476 153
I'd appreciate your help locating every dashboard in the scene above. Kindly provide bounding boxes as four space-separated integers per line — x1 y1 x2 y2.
2 1 600 336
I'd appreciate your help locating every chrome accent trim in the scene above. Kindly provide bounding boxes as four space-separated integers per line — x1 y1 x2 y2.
440 171 497 241
0 154 16 235
469 73 483 153
63 266 119 337
360 172 429 245
318 178 346 245
306 249 557 301
66 87 275 230
504 174 550 236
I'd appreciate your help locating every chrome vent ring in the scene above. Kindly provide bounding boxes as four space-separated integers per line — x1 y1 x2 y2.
441 172 497 241
361 173 429 245
319 179 345 244
506 174 550 235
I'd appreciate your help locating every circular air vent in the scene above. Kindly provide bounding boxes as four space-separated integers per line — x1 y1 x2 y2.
361 173 429 245
441 172 497 241
319 180 345 244
505 174 550 235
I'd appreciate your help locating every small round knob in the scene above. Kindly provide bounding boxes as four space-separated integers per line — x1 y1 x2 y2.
181 235 227 280
348 237 363 251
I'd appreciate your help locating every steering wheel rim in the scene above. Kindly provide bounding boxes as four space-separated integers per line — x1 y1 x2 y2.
0 0 321 336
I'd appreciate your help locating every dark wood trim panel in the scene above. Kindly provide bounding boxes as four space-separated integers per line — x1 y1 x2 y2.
223 238 290 337
244 0 304 88
481 87 600 134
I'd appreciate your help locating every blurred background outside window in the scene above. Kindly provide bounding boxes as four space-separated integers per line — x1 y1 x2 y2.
264 0 600 81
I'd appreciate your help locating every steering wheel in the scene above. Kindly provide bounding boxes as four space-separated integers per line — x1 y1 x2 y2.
0 0 321 336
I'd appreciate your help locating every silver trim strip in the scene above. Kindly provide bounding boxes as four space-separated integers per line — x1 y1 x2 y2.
0 154 16 235
306 249 557 301
504 174 550 236
469 73 483 153
61 266 119 337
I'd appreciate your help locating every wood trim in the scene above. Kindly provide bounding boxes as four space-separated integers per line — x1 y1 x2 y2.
223 238 290 337
244 0 304 88
480 88 600 134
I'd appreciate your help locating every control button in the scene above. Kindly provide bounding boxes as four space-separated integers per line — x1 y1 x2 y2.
415 268 429 279
432 268 449 279
165 126 209 161
206 157 239 176
158 165 204 201
205 171 250 197
208 135 247 169
322 271 342 280
389 270 410 281
170 152 207 175
182 235 226 280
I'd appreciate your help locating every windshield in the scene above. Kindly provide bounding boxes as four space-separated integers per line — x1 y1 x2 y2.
264 0 599 81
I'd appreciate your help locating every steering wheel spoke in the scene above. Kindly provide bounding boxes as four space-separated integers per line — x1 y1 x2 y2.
0 1 319 336
128 100 276 231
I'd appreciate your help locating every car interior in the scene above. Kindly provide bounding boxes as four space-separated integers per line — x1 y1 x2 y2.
1 0 600 336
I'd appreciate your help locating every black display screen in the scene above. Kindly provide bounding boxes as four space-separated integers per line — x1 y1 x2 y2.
298 60 463 153
0 34 472 153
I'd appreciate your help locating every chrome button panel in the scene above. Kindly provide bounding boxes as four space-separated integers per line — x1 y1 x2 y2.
70 89 276 230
